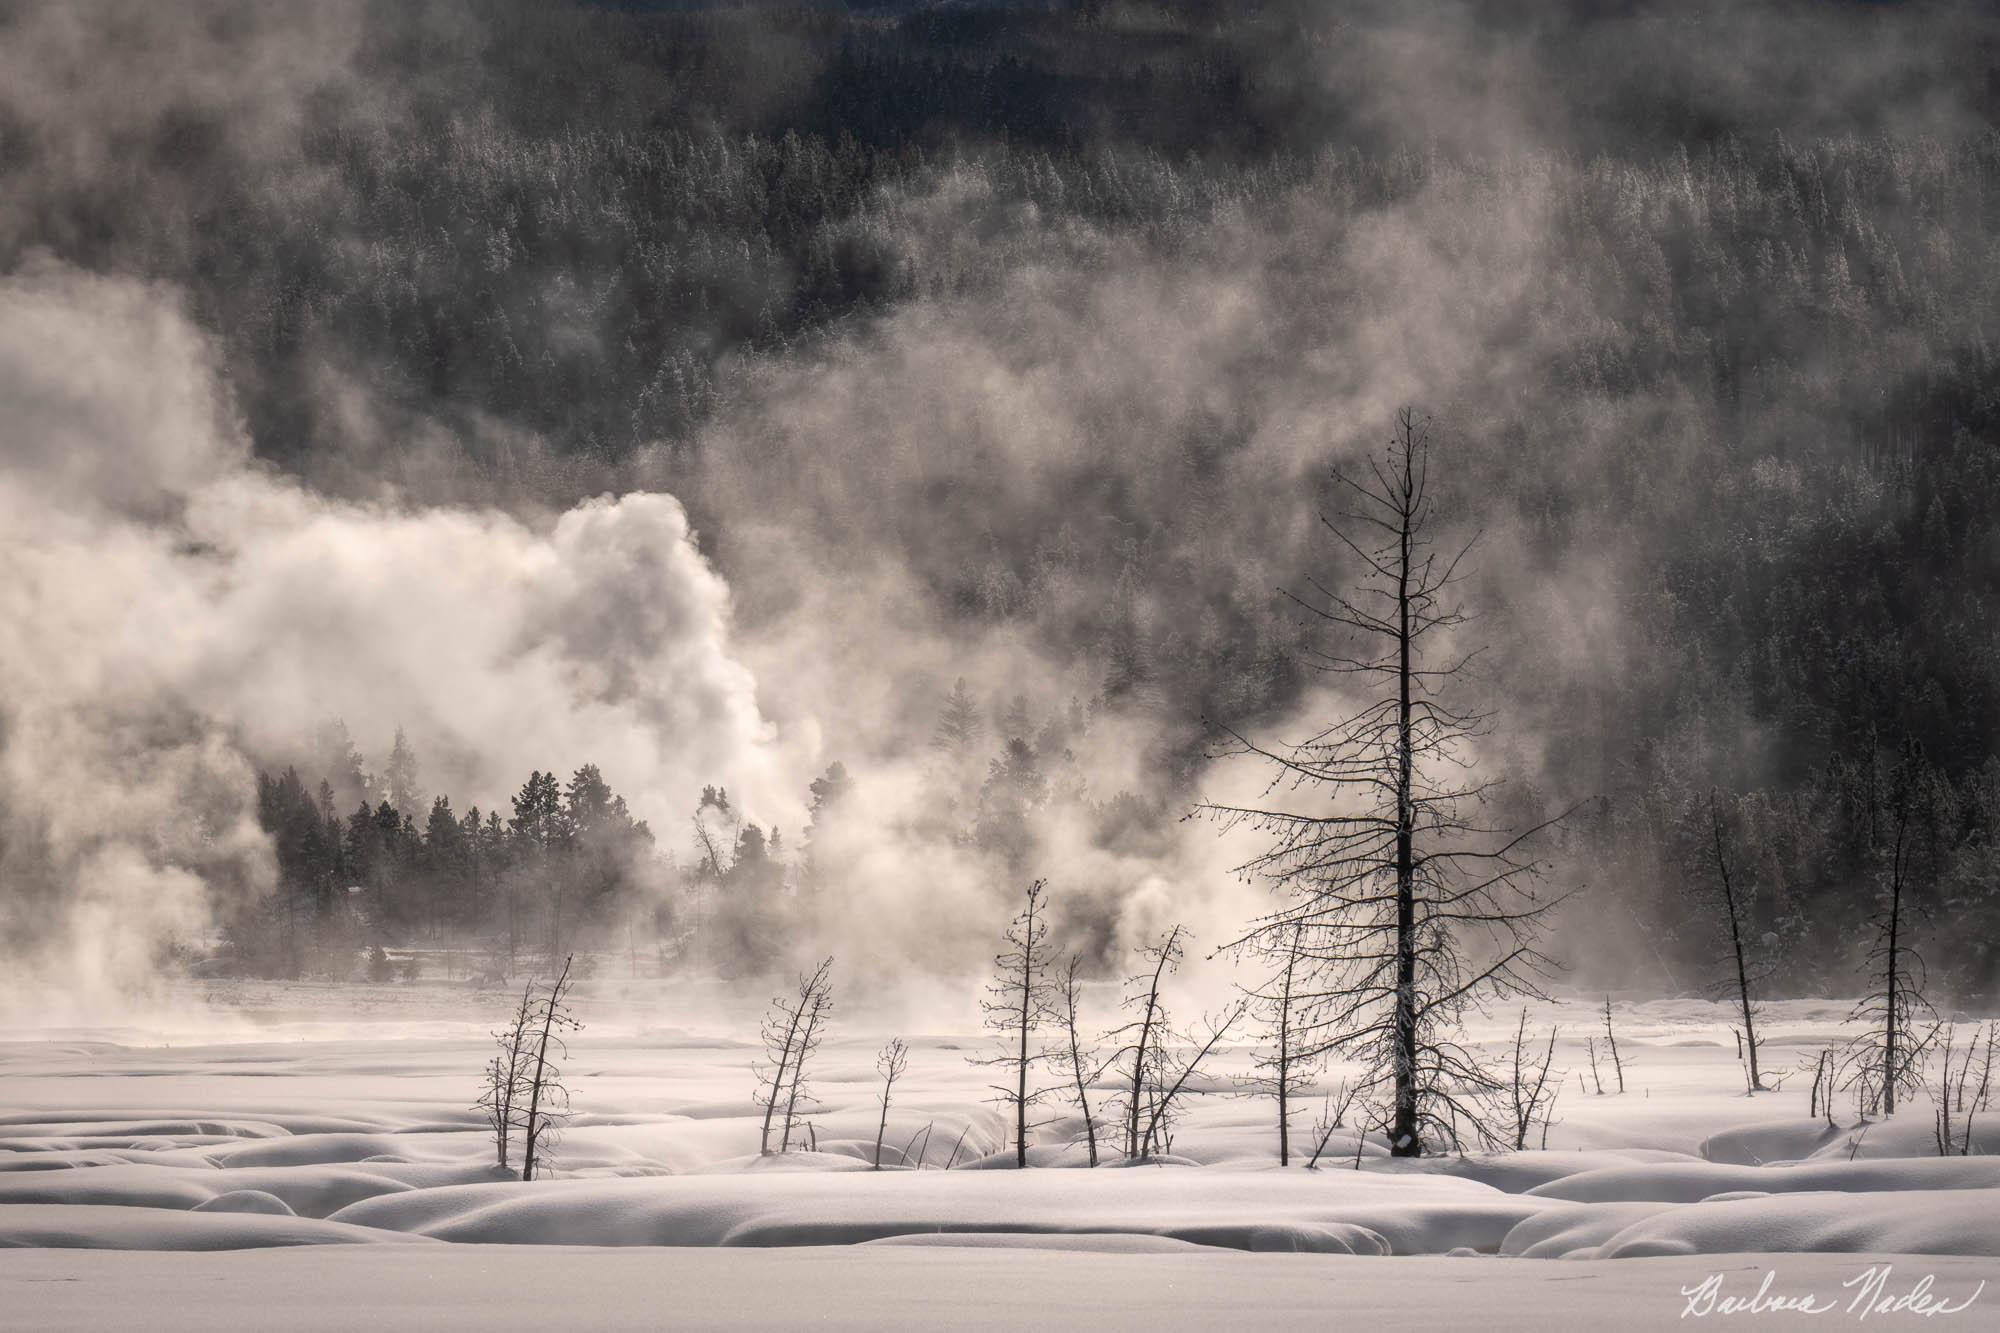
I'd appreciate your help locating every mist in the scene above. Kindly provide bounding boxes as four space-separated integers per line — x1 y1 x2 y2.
3 0 2000 1021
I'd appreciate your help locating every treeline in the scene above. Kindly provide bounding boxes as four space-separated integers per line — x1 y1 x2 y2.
1602 740 2000 1003
230 724 656 979
224 683 1144 980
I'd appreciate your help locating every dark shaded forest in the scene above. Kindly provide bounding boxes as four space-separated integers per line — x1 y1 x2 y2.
6 0 2000 1001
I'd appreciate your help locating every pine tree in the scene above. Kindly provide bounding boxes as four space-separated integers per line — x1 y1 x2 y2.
384 726 423 820
310 718 370 812
931 678 983 753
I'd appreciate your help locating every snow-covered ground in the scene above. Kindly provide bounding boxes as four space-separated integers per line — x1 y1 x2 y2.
1 982 1995 1329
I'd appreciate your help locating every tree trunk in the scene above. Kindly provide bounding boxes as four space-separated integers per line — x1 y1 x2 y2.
1125 933 1176 1159
1276 929 1298 1166
1126 995 1152 1159
1883 819 1905 1116
1391 480 1421 1158
759 1040 792 1155
759 1005 804 1155
1711 796 1764 1093
1016 924 1032 1168
781 994 825 1153
1062 968 1099 1168
520 955 571 1182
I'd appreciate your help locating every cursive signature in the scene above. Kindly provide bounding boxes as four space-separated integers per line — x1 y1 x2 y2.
1680 1266 1986 1320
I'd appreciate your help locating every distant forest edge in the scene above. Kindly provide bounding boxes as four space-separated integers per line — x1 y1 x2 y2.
235 694 1118 985
7 1 2000 1001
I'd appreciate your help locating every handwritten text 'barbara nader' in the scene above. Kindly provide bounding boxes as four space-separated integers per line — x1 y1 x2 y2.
1681 1265 1986 1320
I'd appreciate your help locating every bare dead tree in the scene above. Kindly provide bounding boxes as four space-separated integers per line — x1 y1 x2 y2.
1106 924 1184 1160
1842 752 1937 1120
1349 1095 1388 1170
756 956 834 1155
944 1122 973 1169
1706 793 1770 1093
1496 1007 1562 1150
1601 996 1626 1094
1804 1046 1837 1127
1139 1004 1245 1159
970 880 1055 1168
476 979 537 1172
1199 409 1571 1157
780 975 833 1153
873 1037 909 1169
519 954 582 1182
1961 1022 1998 1155
1049 953 1106 1166
1927 1020 1993 1156
1934 1024 1972 1156
1303 1079 1360 1169
1976 1022 1997 1115
689 808 735 957
1241 920 1322 1165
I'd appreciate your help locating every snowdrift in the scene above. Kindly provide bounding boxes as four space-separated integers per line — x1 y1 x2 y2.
328 1168 1548 1255
1524 1156 2000 1203
0 1204 433 1250
1593 1189 2000 1259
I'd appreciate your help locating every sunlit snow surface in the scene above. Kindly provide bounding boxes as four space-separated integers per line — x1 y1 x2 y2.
1 983 1995 1329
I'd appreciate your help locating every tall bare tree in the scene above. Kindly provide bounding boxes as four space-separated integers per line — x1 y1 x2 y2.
1706 792 1770 1093
780 978 833 1153
1050 954 1105 1166
1844 748 1937 1118
1138 1004 1244 1159
756 956 834 1155
1107 924 1184 1160
1241 920 1320 1165
971 880 1054 1167
1201 409 1569 1157
519 954 582 1182
476 979 537 1172
1496 1007 1562 1151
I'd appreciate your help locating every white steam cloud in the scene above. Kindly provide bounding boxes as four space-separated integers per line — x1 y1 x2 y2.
0 261 803 1020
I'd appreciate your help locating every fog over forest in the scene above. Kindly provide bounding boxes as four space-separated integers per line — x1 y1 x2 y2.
4 0 2000 1021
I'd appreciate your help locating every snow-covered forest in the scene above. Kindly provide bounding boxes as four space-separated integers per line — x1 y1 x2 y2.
2 2 2000 1328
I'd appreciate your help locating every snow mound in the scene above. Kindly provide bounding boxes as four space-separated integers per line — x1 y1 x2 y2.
0 1204 432 1250
0 1109 390 1136
187 1133 462 1169
1525 1156 2000 1203
1499 1202 1680 1257
1698 1119 1848 1165
1801 1118 2000 1161
1369 1149 1701 1194
1163 1222 1391 1254
329 1166 1536 1254
0 1170 213 1211
1 1134 270 1153
862 1231 1207 1253
190 1190 294 1216
0 1149 148 1171
0 1119 288 1141
0 1162 443 1218
1595 1189 2000 1258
